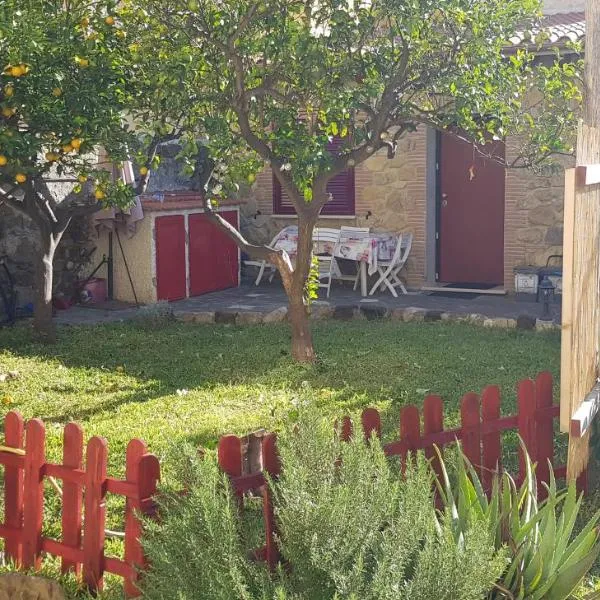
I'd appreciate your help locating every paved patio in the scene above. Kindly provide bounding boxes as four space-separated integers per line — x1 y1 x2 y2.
55 277 560 326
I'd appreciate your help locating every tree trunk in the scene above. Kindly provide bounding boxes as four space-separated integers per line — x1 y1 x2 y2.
287 212 318 363
33 233 59 343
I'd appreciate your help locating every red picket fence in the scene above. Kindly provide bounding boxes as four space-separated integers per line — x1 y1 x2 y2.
0 411 160 597
217 372 584 570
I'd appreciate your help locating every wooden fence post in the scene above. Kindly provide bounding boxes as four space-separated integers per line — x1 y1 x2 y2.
4 411 24 566
261 433 280 570
460 393 481 476
62 423 83 575
83 436 108 593
481 386 502 495
361 409 382 441
517 379 537 482
399 405 420 474
124 440 160 598
423 396 444 484
535 372 554 499
22 419 45 570
218 435 243 505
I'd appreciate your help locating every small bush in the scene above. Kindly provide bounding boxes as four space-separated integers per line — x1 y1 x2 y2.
141 413 505 599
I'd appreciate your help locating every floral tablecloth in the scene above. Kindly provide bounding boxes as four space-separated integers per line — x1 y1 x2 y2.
334 233 399 275
272 226 400 275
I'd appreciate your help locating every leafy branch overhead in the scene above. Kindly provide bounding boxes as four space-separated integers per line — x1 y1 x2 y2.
128 0 582 209
0 0 179 222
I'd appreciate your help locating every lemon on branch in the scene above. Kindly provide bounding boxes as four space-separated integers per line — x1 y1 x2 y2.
0 155 7 166
15 173 26 183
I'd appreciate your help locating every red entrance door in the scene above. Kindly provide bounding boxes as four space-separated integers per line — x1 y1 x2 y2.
155 215 186 301
438 134 505 286
189 211 239 296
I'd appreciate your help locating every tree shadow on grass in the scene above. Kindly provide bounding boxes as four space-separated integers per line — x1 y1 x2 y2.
0 319 561 450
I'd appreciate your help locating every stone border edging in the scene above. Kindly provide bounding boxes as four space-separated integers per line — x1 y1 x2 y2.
173 305 560 332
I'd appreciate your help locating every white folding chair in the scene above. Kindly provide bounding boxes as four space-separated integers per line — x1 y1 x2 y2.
329 226 370 289
244 229 284 285
369 233 413 297
313 227 341 298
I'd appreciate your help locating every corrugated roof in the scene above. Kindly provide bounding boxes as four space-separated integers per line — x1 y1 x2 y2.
509 11 585 50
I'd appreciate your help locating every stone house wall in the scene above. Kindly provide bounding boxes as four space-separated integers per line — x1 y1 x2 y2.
240 126 569 292
0 206 95 307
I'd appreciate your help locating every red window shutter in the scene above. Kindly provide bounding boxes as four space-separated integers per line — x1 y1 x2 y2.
272 137 355 216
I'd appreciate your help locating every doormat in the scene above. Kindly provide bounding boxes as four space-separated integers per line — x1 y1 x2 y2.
427 291 482 300
444 282 497 290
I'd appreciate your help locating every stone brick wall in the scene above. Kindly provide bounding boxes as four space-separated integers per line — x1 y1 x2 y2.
504 140 571 290
0 206 95 306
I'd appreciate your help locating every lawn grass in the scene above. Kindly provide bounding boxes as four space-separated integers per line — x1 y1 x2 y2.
0 319 567 597
0 320 561 476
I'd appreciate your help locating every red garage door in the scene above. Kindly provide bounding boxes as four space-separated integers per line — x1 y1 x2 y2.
189 211 239 296
155 215 186 301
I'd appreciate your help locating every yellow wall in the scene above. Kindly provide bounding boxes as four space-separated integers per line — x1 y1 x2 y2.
94 216 156 304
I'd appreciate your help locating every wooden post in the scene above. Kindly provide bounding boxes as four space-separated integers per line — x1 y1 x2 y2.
535 373 554 499
124 443 160 598
361 408 382 441
562 0 600 482
124 439 160 598
518 379 537 481
83 436 108 593
261 434 280 570
399 405 420 473
4 411 24 566
423 395 444 484
460 393 481 476
61 423 84 575
22 419 45 570
481 386 502 495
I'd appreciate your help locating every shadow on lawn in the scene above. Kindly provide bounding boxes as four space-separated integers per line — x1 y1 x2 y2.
0 319 561 432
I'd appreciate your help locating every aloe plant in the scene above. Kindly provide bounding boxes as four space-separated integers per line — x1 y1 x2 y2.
435 444 600 600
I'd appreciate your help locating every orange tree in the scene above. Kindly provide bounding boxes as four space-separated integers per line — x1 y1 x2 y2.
126 0 582 362
0 0 170 341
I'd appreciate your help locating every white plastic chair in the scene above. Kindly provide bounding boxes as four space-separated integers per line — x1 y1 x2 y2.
369 233 413 297
244 229 284 285
313 227 341 298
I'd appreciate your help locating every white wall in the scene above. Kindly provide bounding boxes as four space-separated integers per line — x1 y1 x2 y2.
543 0 585 14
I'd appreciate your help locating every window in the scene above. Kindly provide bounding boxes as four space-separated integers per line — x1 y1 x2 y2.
272 137 355 216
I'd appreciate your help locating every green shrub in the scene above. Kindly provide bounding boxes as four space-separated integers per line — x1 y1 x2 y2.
141 414 505 599
437 444 600 600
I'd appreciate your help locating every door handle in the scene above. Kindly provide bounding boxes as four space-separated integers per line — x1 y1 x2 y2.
441 193 448 208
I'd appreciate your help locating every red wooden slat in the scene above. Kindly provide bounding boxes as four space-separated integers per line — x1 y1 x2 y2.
42 537 84 563
83 436 108 593
105 557 136 579
460 393 481 476
0 524 23 540
362 408 382 441
61 423 83 575
517 379 537 482
423 396 444 483
400 405 420 473
535 372 554 500
339 417 353 441
4 411 24 565
481 386 501 494
124 440 160 598
261 434 280 570
22 419 45 570
105 479 138 497
44 464 85 484
218 435 243 477
0 452 25 469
